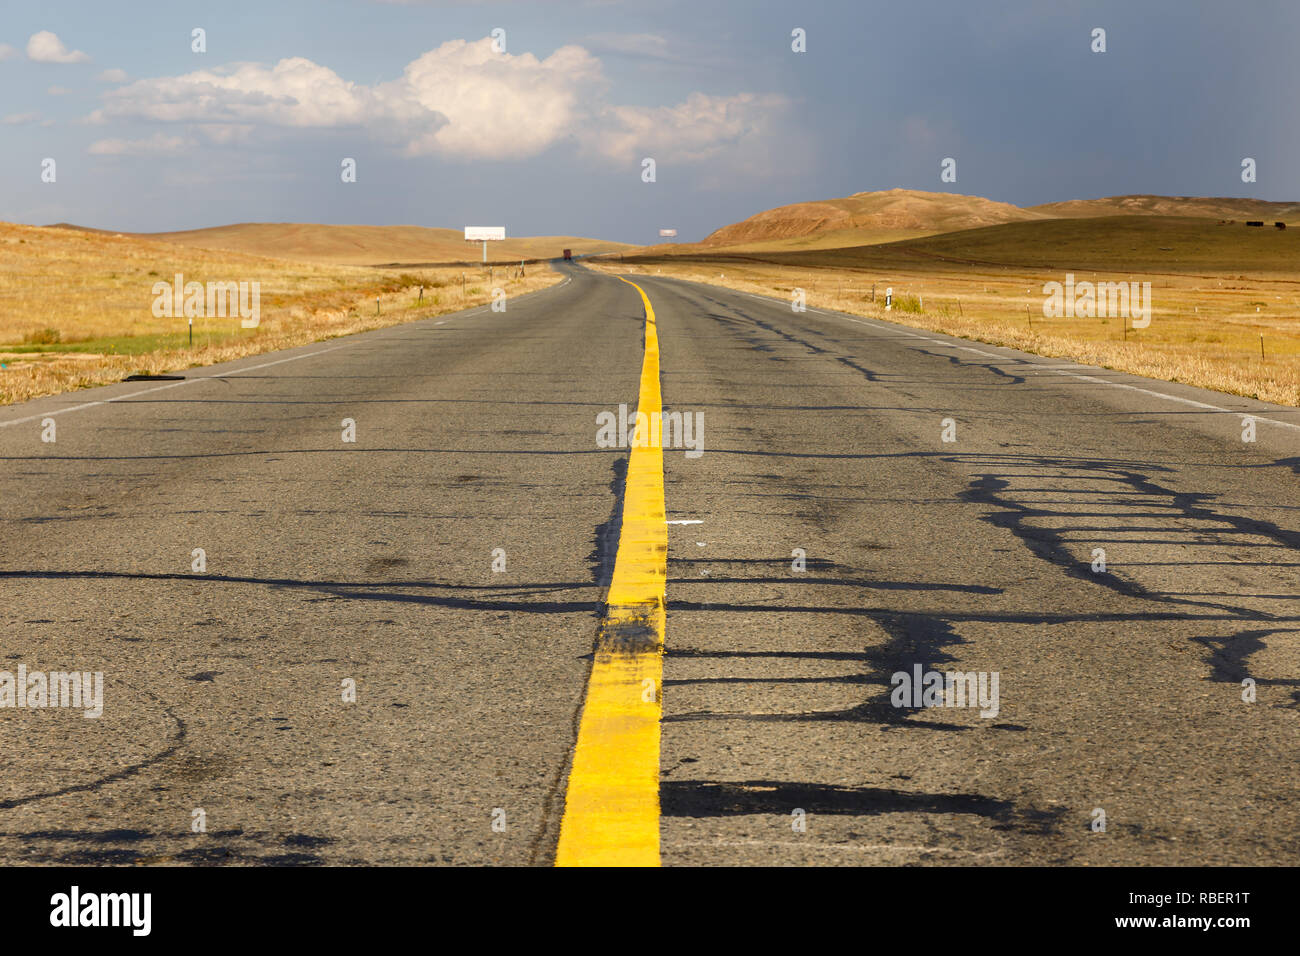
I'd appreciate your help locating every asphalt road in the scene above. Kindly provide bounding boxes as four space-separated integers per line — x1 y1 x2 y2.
1 260 1297 866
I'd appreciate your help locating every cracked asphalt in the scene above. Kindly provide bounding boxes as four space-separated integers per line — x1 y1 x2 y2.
1 261 1297 865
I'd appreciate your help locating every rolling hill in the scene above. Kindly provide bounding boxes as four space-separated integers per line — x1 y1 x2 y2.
1030 194 1300 221
661 189 1300 256
700 215 1300 278
46 222 634 266
699 188 1044 248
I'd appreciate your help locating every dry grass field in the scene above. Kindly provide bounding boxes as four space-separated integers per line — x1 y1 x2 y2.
0 221 563 405
76 222 635 266
593 213 1300 406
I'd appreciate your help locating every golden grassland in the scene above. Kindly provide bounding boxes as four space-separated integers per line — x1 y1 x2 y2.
92 222 634 266
0 221 561 406
591 215 1300 406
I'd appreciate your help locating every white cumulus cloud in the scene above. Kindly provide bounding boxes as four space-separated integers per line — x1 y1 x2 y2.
100 57 382 127
27 31 90 64
395 39 603 158
88 36 788 169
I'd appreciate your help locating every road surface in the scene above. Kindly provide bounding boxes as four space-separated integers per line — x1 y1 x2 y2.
1 260 1297 866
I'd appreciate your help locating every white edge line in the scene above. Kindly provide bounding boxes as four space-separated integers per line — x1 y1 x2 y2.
0 274 575 429
665 280 1300 435
0 344 351 429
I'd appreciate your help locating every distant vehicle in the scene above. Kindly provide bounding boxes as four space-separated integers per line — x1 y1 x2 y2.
563 249 572 260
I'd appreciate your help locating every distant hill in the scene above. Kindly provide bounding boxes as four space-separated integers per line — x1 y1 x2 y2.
678 189 1300 255
1029 194 1300 221
734 215 1300 277
45 222 634 266
700 189 1043 248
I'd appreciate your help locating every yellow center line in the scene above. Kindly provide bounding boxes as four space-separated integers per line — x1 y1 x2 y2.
555 277 667 867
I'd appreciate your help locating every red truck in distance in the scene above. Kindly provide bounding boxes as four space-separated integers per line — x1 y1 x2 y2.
563 249 572 260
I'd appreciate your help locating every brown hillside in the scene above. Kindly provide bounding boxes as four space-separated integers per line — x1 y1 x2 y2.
1030 194 1300 221
48 222 633 266
702 188 1044 246
681 189 1300 258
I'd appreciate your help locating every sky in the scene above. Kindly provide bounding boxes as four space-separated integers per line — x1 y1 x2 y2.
2 0 1298 242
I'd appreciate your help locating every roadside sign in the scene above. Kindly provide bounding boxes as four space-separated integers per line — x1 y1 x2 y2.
465 226 506 263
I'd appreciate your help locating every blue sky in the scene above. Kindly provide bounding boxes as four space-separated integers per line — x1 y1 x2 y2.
2 0 1298 242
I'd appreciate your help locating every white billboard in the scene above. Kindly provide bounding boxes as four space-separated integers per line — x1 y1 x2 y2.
658 229 678 238
464 226 506 241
